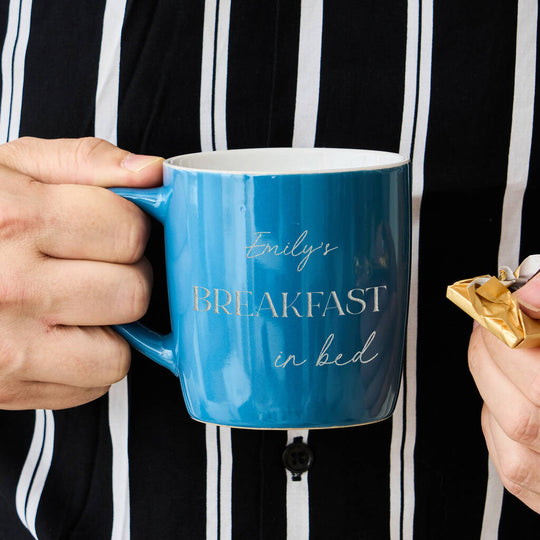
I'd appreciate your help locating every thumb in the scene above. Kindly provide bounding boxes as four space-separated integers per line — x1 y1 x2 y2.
0 137 164 188
514 274 540 318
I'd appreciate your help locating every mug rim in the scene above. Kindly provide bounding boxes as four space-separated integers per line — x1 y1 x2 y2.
164 147 410 175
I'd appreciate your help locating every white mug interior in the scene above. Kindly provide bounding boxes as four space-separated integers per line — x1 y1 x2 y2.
166 147 409 175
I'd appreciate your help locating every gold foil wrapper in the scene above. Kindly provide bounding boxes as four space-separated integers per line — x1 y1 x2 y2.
446 255 540 349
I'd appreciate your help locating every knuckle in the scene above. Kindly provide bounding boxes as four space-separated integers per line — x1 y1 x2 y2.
107 333 131 383
507 409 540 446
0 185 38 240
123 263 152 321
74 137 109 168
498 455 531 496
502 478 526 500
70 328 131 387
121 210 150 263
71 328 131 386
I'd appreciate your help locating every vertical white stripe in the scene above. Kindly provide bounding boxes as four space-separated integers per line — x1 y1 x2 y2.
4 3 56 538
15 410 55 540
202 2 233 536
108 381 130 540
206 424 219 540
204 426 234 540
398 0 420 159
95 0 126 144
25 410 55 540
8 0 31 141
7 0 31 142
96 2 130 539
219 427 232 540
403 1 434 539
0 0 20 142
292 0 323 148
200 0 217 152
286 430 310 540
389 376 405 540
8 21 37 527
480 458 505 540
213 0 231 151
0 0 32 143
15 410 45 531
286 3 323 536
391 2 420 537
497 0 537 269
482 1 538 537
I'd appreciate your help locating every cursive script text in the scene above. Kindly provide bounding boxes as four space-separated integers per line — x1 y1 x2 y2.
245 230 339 271
274 331 378 368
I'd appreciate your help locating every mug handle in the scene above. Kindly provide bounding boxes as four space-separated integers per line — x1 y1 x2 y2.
110 186 178 376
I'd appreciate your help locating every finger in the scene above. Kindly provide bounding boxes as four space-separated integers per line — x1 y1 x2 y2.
468 326 540 451
0 380 110 410
16 325 131 388
514 273 540 319
34 182 151 263
470 324 540 409
483 407 540 512
34 257 152 326
0 137 164 188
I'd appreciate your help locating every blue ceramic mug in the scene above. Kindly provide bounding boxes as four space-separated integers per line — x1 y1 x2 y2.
113 148 410 429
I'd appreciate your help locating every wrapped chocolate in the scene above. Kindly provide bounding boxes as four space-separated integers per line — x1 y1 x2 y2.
446 255 540 348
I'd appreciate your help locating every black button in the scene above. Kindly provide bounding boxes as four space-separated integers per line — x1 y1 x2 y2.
282 436 314 481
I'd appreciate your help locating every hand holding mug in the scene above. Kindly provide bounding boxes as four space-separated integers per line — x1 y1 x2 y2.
0 137 162 410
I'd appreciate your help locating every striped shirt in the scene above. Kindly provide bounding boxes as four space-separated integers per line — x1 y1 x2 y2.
1 1 540 539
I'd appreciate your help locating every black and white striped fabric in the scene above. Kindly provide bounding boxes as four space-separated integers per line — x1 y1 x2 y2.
1 1 540 538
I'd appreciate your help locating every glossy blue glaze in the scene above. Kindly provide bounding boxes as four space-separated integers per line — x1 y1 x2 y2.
114 149 411 429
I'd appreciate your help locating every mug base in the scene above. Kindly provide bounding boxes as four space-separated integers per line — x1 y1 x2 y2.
189 413 394 430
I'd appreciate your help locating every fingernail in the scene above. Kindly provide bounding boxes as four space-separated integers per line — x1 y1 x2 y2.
515 296 540 314
514 285 540 316
121 154 164 172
